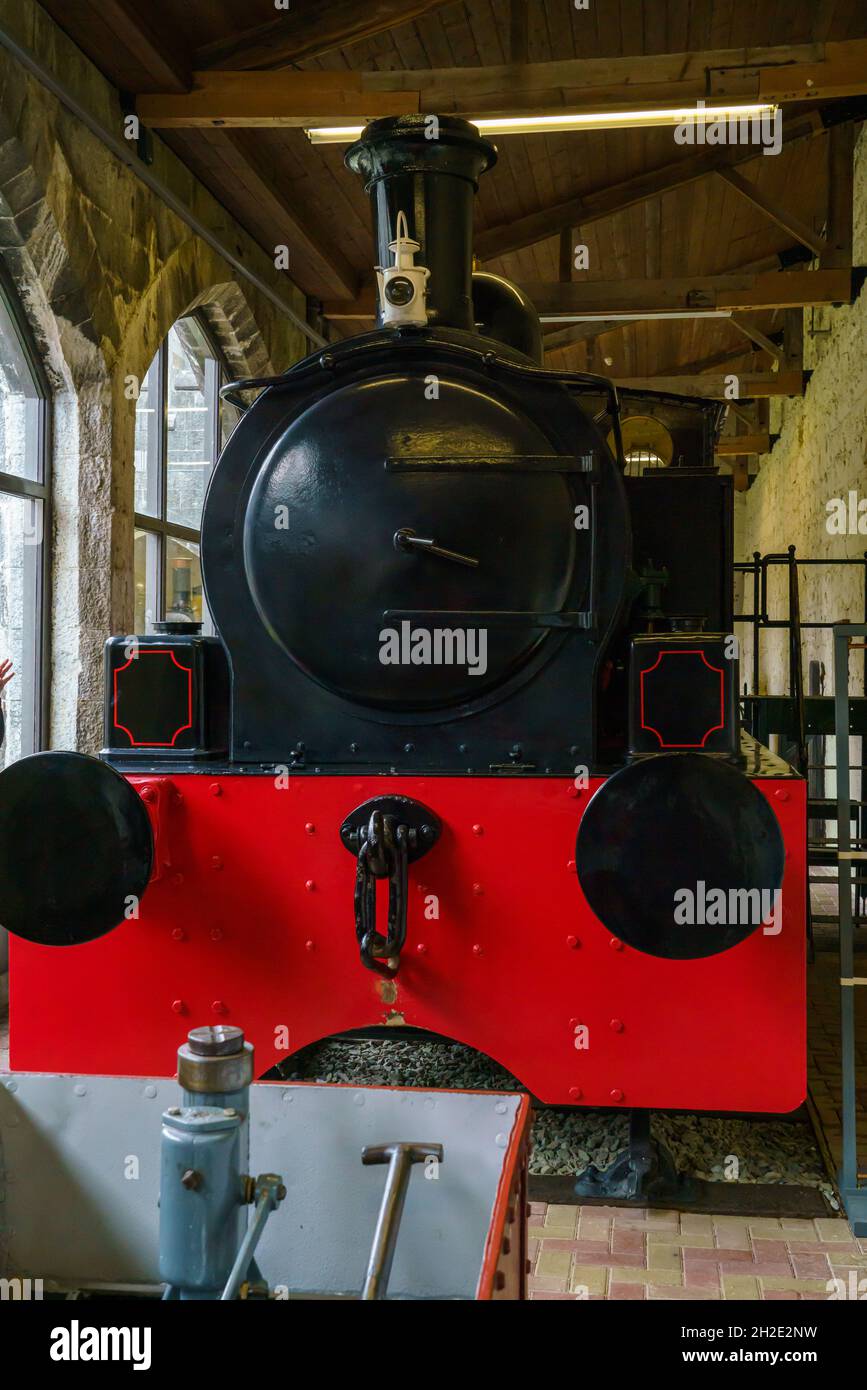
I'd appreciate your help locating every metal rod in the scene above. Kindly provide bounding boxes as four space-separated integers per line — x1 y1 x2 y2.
0 20 325 349
834 626 862 1203
360 1141 444 1301
220 1175 284 1301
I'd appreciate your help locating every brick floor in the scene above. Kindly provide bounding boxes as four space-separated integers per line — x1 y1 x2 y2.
527 1204 866 1300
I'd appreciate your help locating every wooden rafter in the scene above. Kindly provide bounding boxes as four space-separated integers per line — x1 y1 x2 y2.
371 39 867 112
524 269 852 317
544 320 622 353
222 132 359 299
135 40 867 125
475 111 825 262
652 345 759 377
716 166 826 257
730 315 784 363
93 0 191 92
323 268 853 321
194 1 456 71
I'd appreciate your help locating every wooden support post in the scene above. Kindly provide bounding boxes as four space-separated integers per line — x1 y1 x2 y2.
820 122 855 269
783 308 804 370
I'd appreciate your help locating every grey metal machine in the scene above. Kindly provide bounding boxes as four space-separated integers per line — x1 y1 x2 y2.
160 1026 286 1300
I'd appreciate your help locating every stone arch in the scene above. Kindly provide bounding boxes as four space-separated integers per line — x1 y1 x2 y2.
117 237 285 392
188 281 281 382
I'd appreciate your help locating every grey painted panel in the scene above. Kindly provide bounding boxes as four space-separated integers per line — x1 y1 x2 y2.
0 1076 522 1299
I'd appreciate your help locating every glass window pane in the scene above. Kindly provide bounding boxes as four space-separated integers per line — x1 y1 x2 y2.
134 527 160 633
220 396 242 451
166 319 217 530
0 493 42 764
134 355 161 517
0 293 42 482
165 536 204 625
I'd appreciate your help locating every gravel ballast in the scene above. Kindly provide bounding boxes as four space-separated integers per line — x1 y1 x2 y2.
283 1036 837 1206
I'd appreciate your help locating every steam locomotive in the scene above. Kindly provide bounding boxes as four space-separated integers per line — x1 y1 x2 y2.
1 116 805 1127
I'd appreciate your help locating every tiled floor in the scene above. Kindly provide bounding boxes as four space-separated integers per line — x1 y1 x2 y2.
527 1205 867 1299
527 888 867 1303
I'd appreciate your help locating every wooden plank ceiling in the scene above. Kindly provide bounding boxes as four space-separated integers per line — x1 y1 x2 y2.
38 0 867 379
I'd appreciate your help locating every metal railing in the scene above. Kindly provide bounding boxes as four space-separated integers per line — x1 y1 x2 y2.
832 624 867 1236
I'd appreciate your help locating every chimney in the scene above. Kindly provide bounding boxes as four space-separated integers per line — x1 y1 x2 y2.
345 114 497 332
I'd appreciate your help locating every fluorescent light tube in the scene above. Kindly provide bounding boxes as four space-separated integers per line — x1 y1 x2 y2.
306 104 777 145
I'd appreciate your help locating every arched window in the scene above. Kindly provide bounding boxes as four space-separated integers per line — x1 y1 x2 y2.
0 267 49 765
133 313 240 632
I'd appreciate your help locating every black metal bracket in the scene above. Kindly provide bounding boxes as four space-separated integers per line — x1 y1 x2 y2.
119 92 154 166
573 1110 696 1204
340 797 441 977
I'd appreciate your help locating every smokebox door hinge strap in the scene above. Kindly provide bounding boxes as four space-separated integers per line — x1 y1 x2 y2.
341 797 442 976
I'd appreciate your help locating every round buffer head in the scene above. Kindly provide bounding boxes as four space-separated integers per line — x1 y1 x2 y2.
576 752 786 959
0 751 153 946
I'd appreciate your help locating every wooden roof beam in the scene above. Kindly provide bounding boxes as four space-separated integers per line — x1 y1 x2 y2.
512 269 853 317
611 372 805 399
138 72 418 128
543 320 623 353
541 247 804 359
716 434 776 455
322 268 855 320
136 39 867 125
367 38 867 114
194 1 457 71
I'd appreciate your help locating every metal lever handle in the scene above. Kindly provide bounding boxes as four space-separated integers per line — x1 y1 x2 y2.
394 527 479 568
360 1142 445 1301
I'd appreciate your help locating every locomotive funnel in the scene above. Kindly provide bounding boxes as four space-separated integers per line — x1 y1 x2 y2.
346 114 497 332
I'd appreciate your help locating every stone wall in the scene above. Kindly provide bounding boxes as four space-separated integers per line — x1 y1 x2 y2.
0 0 310 754
734 125 867 707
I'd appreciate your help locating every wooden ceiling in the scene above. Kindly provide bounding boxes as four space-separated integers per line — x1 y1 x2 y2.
37 0 867 385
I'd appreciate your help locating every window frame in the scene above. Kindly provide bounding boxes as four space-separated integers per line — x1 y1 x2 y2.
133 310 231 630
0 258 52 753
